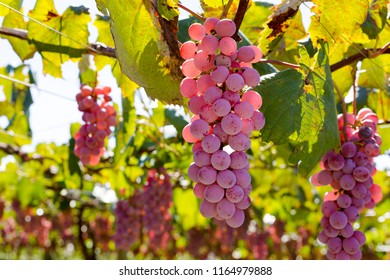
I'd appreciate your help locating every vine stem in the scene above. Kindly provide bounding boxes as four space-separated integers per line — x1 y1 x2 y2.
351 67 357 117
232 0 250 41
177 3 205 21
334 82 348 142
221 0 234 19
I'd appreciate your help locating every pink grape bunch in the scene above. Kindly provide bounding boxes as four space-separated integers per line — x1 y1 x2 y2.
311 108 383 260
113 190 143 251
142 169 173 251
180 18 265 228
74 85 117 166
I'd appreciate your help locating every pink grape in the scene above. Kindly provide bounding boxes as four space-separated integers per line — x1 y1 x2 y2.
212 122 229 143
204 17 219 34
219 37 237 56
194 50 214 72
236 195 251 210
232 169 251 188
228 133 251 151
226 208 245 228
212 98 231 117
190 119 210 139
321 200 338 217
341 142 357 158
230 151 248 169
344 206 359 223
202 134 221 153
188 95 206 115
200 200 217 218
210 66 230 83
340 223 354 238
215 19 236 37
342 237 360 254
215 54 231 67
352 166 370 183
216 169 236 189
353 152 368 166
204 184 225 203
240 118 254 136
329 211 348 229
180 41 197 60
181 59 201 78
249 45 262 63
324 225 339 238
193 183 206 199
352 230 366 246
199 35 219 55
364 143 380 157
251 111 265 130
223 90 240 105
327 237 342 254
335 250 350 260
188 23 206 41
237 46 256 62
234 101 254 119
188 163 200 182
337 194 352 208
211 150 231 171
242 90 262 110
351 183 367 199
242 68 260 87
226 73 245 92
328 154 345 170
318 230 329 244
197 74 215 93
198 166 217 185
182 124 199 143
342 158 356 174
369 184 382 203
340 174 356 190
193 150 211 167
200 104 219 123
216 198 236 219
226 185 244 203
204 86 223 104
221 113 242 135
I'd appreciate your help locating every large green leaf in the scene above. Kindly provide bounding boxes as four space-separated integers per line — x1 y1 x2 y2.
256 43 339 176
99 0 183 104
27 0 91 77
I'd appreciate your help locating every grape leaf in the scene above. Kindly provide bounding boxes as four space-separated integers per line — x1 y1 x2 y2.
1 8 37 61
309 0 369 43
256 43 339 176
157 0 179 20
200 0 242 19
27 0 91 77
0 0 21 16
377 124 390 153
100 0 183 104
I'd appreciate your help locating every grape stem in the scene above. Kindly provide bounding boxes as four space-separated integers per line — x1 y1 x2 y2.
333 83 348 142
221 0 234 19
351 67 357 117
232 0 250 41
177 3 205 22
258 59 300 69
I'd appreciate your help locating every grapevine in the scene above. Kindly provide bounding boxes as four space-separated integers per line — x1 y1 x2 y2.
181 18 265 228
312 108 383 260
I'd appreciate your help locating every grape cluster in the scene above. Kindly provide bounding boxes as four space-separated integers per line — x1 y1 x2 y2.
180 18 265 228
74 85 117 166
113 190 143 251
142 169 173 251
312 108 383 260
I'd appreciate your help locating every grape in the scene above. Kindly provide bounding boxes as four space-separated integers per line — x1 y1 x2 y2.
217 169 237 189
204 17 219 34
232 169 251 188
193 183 206 199
249 45 263 63
223 90 240 105
230 151 248 169
188 163 200 182
237 46 256 63
240 118 254 136
182 124 199 143
190 119 210 139
328 154 345 170
353 152 368 166
340 223 354 238
221 113 242 135
342 237 360 254
337 194 352 208
364 143 380 157
311 170 332 186
236 195 251 210
242 90 262 110
342 158 356 174
204 86 223 104
340 174 356 190
318 230 329 244
215 19 236 37
324 225 339 238
216 198 236 219
350 251 362 260
340 142 357 158
212 122 229 143
226 208 245 228
200 200 217 218
211 150 231 171
321 200 338 217
369 184 382 203
327 237 342 254
202 134 221 153
251 111 265 130
226 73 245 92
194 50 215 72
219 37 237 56
210 66 230 83
212 98 231 117
344 206 359 223
228 133 251 151
198 166 217 185
200 104 219 123
358 126 373 139
352 230 366 246
242 68 260 87
352 166 370 182
335 250 351 260
199 35 219 55
225 185 244 203
188 23 206 41
180 41 197 60
194 150 211 167
181 59 201 78
215 54 232 67
204 184 225 203
234 101 254 119
197 74 215 93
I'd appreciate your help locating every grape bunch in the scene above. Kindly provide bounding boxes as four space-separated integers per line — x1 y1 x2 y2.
74 85 117 166
180 18 265 228
312 108 383 260
142 169 173 251
113 190 143 251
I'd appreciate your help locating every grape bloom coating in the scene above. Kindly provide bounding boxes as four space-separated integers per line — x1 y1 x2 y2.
74 85 117 166
311 108 383 259
180 18 265 228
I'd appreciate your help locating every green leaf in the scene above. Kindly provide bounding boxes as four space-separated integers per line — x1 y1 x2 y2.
256 43 339 176
0 129 31 146
17 178 45 207
27 0 91 77
0 0 21 16
309 0 369 43
240 2 273 44
200 0 241 19
361 1 388 39
157 0 179 20
164 106 188 136
377 124 390 153
101 0 183 104
1 9 37 61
